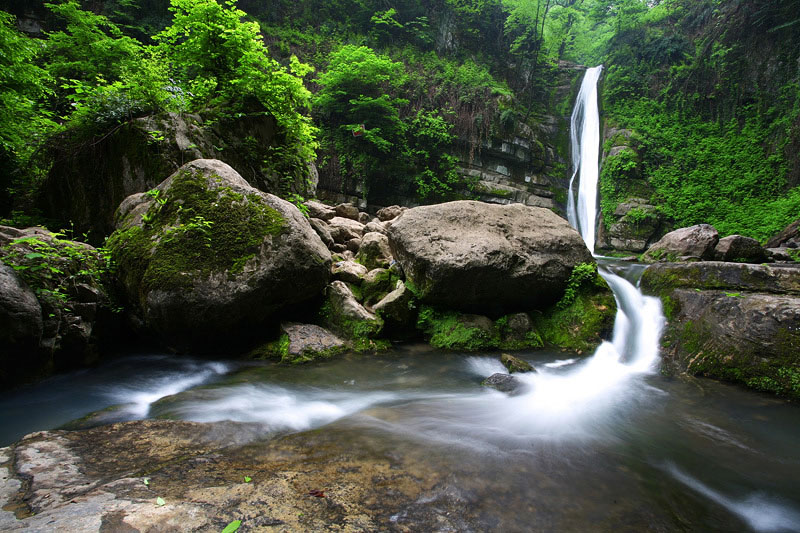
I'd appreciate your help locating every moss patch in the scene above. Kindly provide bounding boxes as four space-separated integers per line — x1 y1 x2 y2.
417 306 498 351
107 168 285 296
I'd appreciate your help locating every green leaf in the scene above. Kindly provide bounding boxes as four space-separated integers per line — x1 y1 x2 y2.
221 520 241 533
24 253 45 259
143 477 150 486
156 497 165 506
243 476 252 483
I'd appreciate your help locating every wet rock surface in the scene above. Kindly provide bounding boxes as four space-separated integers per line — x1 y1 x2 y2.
643 224 719 262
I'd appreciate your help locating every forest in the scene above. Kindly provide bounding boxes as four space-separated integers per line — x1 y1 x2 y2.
0 0 798 242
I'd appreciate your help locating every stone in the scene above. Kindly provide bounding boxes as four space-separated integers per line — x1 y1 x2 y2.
714 235 768 263
0 264 43 356
376 205 406 221
643 224 719 262
335 202 360 220
364 218 388 235
327 217 366 244
766 219 800 249
767 248 796 262
387 201 593 313
374 281 415 332
345 237 362 253
331 260 368 284
279 322 347 364
501 353 534 373
356 232 393 271
481 373 528 394
640 262 800 297
358 212 371 224
107 159 331 351
361 268 394 306
309 218 334 248
305 200 335 221
324 281 383 342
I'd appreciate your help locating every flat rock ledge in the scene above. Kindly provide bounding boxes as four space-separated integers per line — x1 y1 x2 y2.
0 420 454 532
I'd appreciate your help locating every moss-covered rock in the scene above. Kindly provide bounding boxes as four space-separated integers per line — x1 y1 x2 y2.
322 281 386 352
107 159 331 351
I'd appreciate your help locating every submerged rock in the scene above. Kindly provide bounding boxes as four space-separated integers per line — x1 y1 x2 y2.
387 201 593 313
481 373 528 394
643 224 719 262
107 159 331 351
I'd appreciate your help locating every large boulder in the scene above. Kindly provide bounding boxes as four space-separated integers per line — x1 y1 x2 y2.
107 159 331 350
387 201 593 313
356 232 393 271
714 235 768 263
0 226 118 385
643 224 719 262
766 219 800 249
641 262 800 399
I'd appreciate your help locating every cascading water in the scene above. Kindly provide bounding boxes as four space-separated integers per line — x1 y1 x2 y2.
568 65 603 255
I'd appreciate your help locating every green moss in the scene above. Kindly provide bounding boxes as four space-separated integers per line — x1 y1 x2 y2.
417 306 498 351
533 286 616 353
107 169 285 295
320 298 386 353
361 270 400 306
247 333 289 361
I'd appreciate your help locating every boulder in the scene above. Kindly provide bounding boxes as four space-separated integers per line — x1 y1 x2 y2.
598 200 663 253
324 281 383 346
331 260 368 284
0 227 119 384
356 232 393 271
481 373 528 394
501 353 534 373
364 218 388 235
374 281 416 333
358 212 371 224
279 322 347 364
327 217 365 244
335 203 360 221
641 261 800 399
305 200 335 221
387 201 593 313
767 248 797 262
345 237 362 253
309 218 334 248
362 268 395 306
714 235 768 263
766 219 800 249
643 224 719 262
107 159 331 350
377 205 406 222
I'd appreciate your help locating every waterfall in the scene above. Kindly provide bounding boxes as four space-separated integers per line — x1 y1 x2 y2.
567 66 664 369
567 66 603 254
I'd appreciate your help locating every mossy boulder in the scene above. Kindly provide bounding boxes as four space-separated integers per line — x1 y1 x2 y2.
253 323 348 364
501 353 534 373
643 224 719 263
107 159 331 351
322 281 385 351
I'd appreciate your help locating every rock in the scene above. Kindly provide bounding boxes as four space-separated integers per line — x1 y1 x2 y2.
324 281 383 345
767 248 796 262
501 353 534 373
377 205 406 221
643 224 719 262
481 373 528 394
374 281 416 333
107 159 331 351
362 268 395 306
358 212 371 224
332 243 347 254
309 218 334 248
39 113 314 243
305 200 335 221
331 260 368 284
640 262 800 297
714 235 768 263
766 219 800 249
497 313 543 350
335 202 360 220
364 218 388 235
641 261 800 399
279 322 347 364
356 232 393 271
0 420 450 532
345 237 362 253
0 263 43 357
327 217 365 244
599 200 663 253
387 201 593 313
0 227 118 384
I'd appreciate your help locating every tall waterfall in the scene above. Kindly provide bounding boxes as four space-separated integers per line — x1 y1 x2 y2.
567 65 664 369
567 66 603 254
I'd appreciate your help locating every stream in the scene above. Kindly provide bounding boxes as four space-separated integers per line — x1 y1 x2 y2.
1 66 799 531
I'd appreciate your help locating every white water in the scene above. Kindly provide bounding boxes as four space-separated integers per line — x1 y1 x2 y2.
567 65 603 254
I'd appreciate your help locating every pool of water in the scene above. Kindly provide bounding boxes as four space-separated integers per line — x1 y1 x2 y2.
1 346 798 531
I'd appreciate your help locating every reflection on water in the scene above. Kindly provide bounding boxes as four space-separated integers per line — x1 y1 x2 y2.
1 348 799 531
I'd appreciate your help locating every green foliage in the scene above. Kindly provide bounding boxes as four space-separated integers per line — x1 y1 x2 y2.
221 520 242 533
557 262 602 310
416 306 498 351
